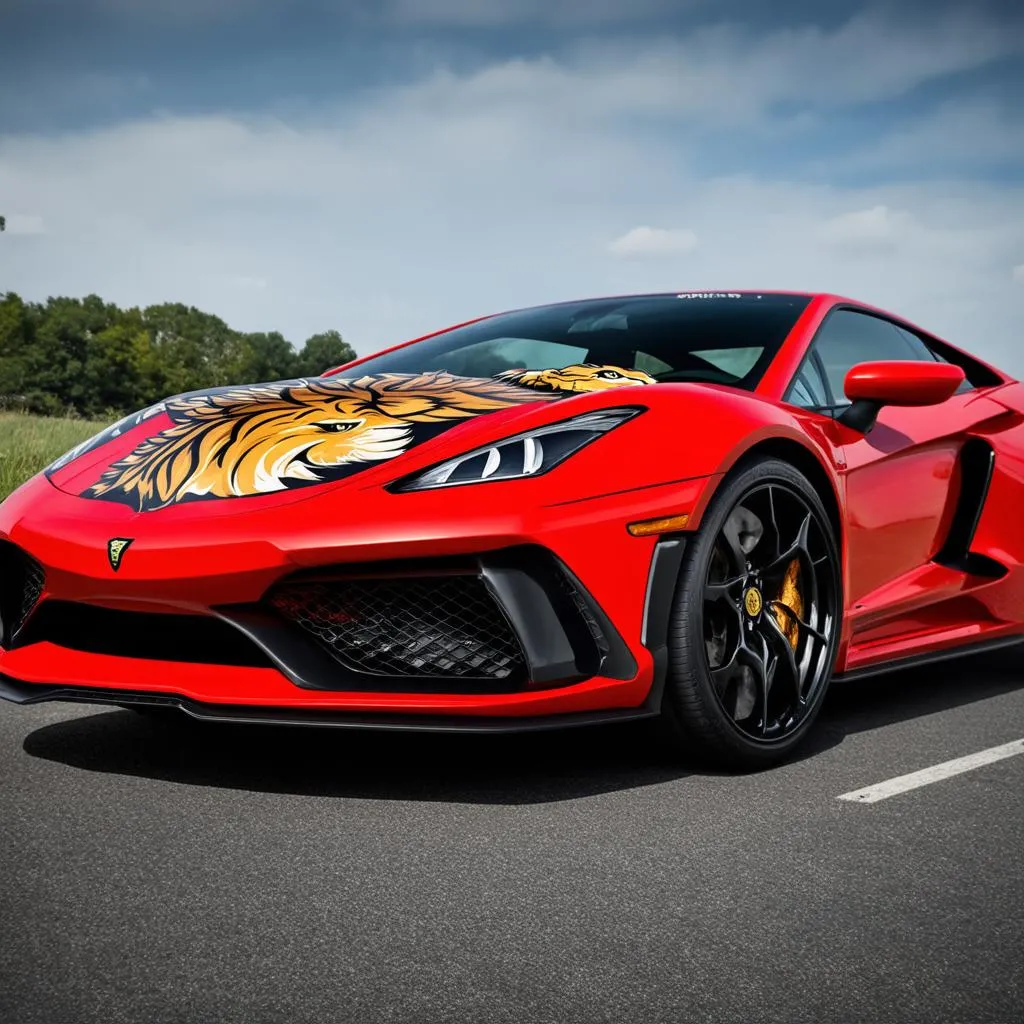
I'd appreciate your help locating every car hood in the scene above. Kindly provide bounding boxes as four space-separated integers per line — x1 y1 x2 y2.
44 366 657 513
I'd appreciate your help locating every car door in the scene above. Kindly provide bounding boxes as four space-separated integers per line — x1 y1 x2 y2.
788 307 1008 634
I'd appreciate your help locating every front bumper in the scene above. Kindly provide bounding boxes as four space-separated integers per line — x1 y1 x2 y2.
0 471 704 723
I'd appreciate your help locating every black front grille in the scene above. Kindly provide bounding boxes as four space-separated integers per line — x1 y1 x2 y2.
0 541 45 645
16 600 273 667
269 575 527 681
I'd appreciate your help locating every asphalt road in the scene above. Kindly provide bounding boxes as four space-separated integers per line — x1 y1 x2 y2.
1 652 1022 1024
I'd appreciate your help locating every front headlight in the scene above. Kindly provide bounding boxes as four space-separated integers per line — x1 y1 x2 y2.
390 406 644 492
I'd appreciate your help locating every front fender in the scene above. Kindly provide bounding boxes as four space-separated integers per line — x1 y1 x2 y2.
535 383 843 527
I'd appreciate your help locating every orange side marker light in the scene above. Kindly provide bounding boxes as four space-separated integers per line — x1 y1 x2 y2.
626 513 691 537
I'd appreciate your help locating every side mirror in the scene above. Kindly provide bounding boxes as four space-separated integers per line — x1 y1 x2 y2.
839 360 966 432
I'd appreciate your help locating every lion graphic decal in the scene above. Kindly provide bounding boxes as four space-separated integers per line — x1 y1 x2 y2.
81 365 655 511
495 364 655 392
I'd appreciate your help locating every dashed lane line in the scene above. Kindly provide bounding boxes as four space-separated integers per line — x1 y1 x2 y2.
837 738 1024 804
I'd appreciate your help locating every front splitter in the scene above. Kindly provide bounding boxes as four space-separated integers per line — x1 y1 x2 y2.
0 673 664 734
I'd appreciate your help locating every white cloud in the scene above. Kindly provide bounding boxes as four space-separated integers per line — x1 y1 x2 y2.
758 7 1024 109
833 98 1024 173
608 226 698 259
0 21 1022 373
821 205 916 252
273 6 1024 138
1 214 47 236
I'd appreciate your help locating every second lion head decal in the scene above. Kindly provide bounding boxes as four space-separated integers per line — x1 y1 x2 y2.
495 365 654 391
83 364 656 511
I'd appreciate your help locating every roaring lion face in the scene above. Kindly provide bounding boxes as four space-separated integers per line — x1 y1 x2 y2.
85 372 554 511
495 364 656 392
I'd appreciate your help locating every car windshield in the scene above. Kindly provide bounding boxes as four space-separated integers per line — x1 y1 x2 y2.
345 293 812 389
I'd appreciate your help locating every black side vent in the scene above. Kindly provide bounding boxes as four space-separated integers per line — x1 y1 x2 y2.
556 568 611 662
935 438 1005 578
0 541 45 646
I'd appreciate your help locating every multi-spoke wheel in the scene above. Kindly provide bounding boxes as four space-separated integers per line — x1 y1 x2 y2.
662 458 841 769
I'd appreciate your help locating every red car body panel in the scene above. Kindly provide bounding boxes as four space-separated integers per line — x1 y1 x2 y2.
2 290 1023 727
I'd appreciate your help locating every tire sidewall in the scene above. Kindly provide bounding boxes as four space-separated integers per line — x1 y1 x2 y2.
664 457 843 768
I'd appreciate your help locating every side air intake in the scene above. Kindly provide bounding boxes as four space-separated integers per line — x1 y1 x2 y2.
934 438 1005 578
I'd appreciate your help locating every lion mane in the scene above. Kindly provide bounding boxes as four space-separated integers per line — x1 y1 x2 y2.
85 372 556 512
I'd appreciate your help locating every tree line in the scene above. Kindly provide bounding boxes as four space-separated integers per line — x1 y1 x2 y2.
0 291 356 419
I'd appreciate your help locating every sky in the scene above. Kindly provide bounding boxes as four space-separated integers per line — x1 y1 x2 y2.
1 0 1022 370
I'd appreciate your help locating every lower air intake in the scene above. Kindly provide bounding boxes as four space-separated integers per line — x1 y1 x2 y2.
17 601 273 667
269 575 527 681
0 541 45 645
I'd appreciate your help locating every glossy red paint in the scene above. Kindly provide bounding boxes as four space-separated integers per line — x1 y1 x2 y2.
844 360 965 406
2 289 1024 726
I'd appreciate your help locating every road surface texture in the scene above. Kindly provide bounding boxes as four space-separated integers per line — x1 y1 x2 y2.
1 650 1022 1024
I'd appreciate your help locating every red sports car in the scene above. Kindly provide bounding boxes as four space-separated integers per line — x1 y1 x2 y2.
2 291 1022 768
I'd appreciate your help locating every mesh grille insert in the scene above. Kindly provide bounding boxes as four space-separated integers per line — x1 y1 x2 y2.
0 541 45 644
17 555 44 632
269 575 526 680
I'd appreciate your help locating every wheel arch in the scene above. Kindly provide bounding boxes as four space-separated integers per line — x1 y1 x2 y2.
724 436 844 561
630 388 846 591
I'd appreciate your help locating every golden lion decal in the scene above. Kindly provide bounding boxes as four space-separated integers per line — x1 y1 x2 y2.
496 364 656 391
86 373 551 511
84 366 655 511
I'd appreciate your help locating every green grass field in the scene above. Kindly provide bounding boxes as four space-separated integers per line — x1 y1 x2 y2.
0 413 110 502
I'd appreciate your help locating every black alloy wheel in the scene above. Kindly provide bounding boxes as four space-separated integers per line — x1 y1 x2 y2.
662 458 842 769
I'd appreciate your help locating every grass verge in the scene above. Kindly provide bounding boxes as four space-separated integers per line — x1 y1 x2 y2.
0 413 109 502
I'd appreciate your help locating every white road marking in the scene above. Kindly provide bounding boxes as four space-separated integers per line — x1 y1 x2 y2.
837 738 1024 804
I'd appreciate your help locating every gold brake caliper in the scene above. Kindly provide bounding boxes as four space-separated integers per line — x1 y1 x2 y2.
773 558 803 650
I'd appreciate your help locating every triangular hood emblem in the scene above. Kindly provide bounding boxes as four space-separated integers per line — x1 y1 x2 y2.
107 538 133 571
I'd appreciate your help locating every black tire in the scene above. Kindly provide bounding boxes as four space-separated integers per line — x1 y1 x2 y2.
661 457 842 770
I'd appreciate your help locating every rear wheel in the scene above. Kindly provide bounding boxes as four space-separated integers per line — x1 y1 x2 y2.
662 458 842 769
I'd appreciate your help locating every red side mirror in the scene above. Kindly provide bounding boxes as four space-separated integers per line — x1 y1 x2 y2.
839 360 966 432
844 360 965 407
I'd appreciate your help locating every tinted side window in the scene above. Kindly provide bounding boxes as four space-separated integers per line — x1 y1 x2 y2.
893 324 974 393
812 310 933 405
892 325 940 362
